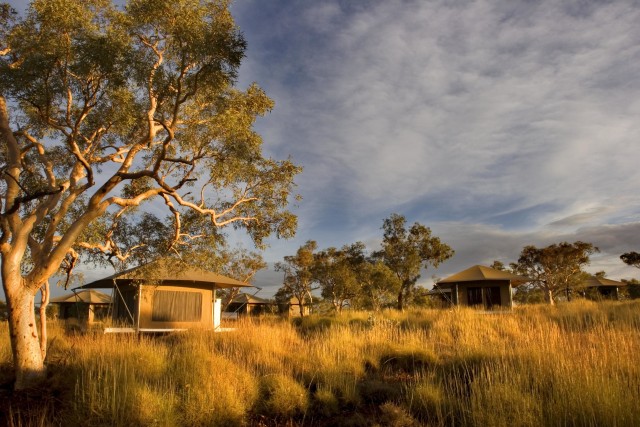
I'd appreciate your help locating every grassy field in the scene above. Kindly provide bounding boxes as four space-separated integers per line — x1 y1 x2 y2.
1 300 639 426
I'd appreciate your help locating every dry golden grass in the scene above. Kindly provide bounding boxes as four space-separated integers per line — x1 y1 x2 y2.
1 300 639 426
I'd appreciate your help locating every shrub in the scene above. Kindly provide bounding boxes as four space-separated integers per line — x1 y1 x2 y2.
378 402 417 427
408 380 446 423
313 386 340 416
259 374 309 418
379 347 438 375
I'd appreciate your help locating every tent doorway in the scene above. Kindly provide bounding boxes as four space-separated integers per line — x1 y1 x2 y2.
467 286 502 309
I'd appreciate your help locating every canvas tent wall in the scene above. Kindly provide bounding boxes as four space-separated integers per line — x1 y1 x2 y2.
225 293 274 316
286 296 311 317
79 259 250 331
435 265 530 309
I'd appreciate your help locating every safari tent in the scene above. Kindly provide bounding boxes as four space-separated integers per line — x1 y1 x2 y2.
79 259 250 332
286 296 312 317
434 265 530 309
225 293 274 316
50 290 111 324
581 276 627 300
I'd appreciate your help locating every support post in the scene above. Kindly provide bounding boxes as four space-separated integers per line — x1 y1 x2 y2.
135 286 141 333
509 283 514 308
213 298 221 331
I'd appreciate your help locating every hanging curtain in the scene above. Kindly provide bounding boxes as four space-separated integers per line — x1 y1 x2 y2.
152 290 203 322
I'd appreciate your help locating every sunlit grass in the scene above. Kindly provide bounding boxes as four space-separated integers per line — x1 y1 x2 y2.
1 300 639 426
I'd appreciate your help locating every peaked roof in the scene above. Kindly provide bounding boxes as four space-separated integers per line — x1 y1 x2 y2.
51 289 111 304
437 265 531 285
582 276 627 288
231 293 272 304
79 259 251 290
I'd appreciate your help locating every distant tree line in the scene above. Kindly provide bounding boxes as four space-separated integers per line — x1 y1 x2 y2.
275 215 640 313
494 245 640 304
274 213 454 314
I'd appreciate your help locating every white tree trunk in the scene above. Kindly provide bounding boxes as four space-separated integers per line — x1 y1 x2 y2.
39 281 50 360
545 288 555 305
6 282 46 389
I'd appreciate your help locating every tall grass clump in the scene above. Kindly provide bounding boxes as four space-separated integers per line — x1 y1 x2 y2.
166 331 259 426
70 334 174 426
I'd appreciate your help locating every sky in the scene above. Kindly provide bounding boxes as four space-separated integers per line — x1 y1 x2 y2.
5 0 640 298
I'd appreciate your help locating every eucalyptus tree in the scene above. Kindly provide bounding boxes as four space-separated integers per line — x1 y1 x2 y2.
312 243 365 313
275 240 317 317
376 213 454 310
514 241 598 305
356 260 400 311
0 0 300 389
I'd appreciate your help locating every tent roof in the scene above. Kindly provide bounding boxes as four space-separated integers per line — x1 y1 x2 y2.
231 293 271 304
582 276 627 288
438 265 531 285
78 259 251 290
50 289 111 304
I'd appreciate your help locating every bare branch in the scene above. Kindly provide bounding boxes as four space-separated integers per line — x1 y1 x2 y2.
166 190 259 227
17 131 57 186
106 187 164 208
2 183 65 216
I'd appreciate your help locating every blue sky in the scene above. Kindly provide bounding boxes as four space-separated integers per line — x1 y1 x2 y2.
5 0 640 297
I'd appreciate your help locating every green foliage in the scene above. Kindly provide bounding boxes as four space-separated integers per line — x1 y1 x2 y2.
1 0 301 272
376 213 454 310
313 243 364 313
621 251 640 269
622 278 640 299
274 215 453 313
514 241 598 304
355 260 400 311
275 240 317 316
490 260 505 270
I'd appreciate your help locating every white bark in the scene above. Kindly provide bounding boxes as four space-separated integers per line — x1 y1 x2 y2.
4 275 46 389
39 281 50 360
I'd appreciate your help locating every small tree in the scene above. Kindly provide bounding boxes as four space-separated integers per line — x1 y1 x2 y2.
376 213 454 310
490 260 506 271
275 241 318 317
312 244 363 314
514 241 598 305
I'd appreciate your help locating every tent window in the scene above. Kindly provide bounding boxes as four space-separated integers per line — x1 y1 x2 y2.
152 290 202 322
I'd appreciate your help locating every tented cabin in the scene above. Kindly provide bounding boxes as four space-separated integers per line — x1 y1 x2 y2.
286 296 312 317
581 276 627 300
225 293 274 317
79 260 250 332
434 265 530 310
50 290 111 324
